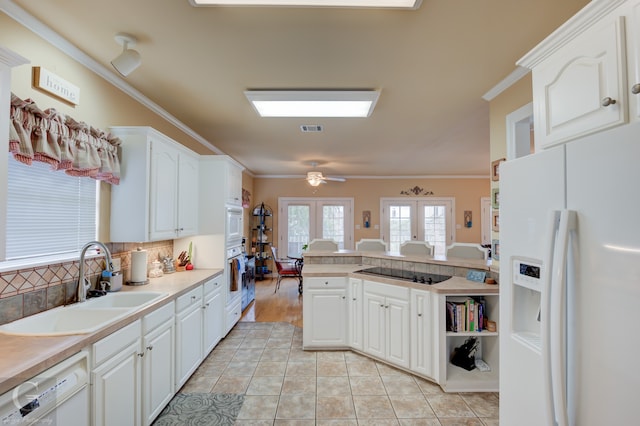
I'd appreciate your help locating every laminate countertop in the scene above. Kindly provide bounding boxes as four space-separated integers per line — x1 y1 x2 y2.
0 268 222 395
302 263 499 295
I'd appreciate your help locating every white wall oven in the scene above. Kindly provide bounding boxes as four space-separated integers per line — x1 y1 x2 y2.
226 245 244 304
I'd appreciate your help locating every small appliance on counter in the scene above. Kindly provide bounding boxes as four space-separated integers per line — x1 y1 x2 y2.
126 247 149 286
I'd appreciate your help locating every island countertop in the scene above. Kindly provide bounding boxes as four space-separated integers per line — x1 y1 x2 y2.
0 268 222 395
302 263 499 295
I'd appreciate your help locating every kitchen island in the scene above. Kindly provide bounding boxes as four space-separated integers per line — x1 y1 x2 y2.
302 250 499 392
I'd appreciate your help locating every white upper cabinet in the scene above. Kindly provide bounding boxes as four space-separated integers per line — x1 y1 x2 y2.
519 0 640 149
198 155 245 234
110 127 199 242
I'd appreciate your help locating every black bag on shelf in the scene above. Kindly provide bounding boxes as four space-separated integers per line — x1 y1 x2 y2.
450 337 478 371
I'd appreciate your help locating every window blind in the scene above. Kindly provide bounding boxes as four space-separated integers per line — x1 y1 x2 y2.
6 157 97 260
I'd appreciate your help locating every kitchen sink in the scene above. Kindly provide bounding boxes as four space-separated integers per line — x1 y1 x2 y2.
0 307 132 336
0 291 168 336
84 291 167 308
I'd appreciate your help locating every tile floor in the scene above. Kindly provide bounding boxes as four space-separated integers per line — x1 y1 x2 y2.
180 322 499 425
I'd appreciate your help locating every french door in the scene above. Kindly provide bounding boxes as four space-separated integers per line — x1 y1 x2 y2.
381 198 455 256
279 198 354 257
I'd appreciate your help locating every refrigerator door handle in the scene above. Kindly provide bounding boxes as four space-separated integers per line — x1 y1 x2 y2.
547 209 576 426
542 210 560 426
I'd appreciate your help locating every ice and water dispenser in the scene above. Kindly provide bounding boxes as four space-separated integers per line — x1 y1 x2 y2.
511 257 544 352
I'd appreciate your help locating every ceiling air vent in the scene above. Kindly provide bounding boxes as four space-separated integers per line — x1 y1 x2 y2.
300 124 323 133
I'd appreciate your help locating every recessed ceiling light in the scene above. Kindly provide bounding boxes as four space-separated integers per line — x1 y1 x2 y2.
190 0 421 9
245 90 380 118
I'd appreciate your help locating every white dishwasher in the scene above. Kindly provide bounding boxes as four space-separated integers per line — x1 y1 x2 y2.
0 350 89 425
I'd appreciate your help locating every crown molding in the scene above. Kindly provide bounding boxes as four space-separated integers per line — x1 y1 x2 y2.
257 175 490 180
0 0 225 156
0 46 29 68
482 66 530 101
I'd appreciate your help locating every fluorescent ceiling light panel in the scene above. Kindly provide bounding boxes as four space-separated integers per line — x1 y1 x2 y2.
245 90 380 117
190 0 421 9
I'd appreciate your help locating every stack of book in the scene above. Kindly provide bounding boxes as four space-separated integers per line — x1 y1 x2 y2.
446 297 487 332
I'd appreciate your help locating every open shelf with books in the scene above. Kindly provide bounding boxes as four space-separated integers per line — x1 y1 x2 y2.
439 293 499 392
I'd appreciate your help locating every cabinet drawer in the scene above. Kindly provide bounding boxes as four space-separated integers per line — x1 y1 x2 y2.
203 276 223 296
143 300 175 334
92 320 141 367
305 277 346 289
175 286 203 313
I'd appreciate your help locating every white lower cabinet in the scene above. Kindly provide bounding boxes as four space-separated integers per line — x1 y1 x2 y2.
363 281 410 369
91 304 178 426
142 302 175 425
303 277 348 348
175 286 204 390
348 278 363 351
410 288 437 380
203 277 224 356
91 320 142 426
302 273 499 392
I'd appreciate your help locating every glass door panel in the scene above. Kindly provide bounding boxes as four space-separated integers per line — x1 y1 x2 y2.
287 204 311 257
320 204 346 249
388 205 413 253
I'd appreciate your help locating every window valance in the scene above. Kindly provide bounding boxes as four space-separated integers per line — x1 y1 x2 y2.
8 93 121 185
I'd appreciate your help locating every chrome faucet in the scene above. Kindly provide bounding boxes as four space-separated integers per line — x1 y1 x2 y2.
77 241 113 303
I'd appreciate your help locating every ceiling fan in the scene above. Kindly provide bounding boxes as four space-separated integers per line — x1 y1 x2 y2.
306 162 346 186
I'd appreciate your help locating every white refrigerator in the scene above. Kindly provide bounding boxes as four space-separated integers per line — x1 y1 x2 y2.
499 121 640 425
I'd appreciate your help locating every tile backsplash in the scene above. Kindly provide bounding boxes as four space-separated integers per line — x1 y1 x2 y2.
0 240 173 325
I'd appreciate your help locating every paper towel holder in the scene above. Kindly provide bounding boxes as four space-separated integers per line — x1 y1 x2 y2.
127 247 150 286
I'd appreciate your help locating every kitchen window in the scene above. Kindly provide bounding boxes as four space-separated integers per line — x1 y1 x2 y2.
3 156 98 263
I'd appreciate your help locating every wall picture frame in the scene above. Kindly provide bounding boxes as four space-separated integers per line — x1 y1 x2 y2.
491 158 505 182
492 211 500 232
492 239 500 261
491 188 500 209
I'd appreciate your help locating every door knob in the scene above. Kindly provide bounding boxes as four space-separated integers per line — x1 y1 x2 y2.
632 83 640 95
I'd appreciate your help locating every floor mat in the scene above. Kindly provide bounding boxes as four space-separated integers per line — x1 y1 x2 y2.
152 393 244 426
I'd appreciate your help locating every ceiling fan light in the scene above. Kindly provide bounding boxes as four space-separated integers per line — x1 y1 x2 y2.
307 171 324 186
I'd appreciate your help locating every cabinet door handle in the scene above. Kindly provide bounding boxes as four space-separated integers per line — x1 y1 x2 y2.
352 298 357 301
146 345 153 351
418 313 423 317
385 305 389 309
342 296 346 299
138 352 145 358
601 97 617 107
380 304 384 307
324 281 329 285
632 83 640 95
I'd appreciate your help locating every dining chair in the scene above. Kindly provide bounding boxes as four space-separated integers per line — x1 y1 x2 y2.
271 246 303 294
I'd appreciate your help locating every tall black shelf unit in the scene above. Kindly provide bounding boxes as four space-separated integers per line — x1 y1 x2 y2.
251 203 273 281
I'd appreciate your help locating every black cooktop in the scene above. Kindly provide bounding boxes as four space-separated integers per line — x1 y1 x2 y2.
355 267 451 285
